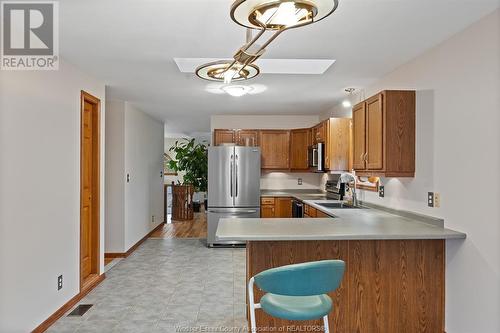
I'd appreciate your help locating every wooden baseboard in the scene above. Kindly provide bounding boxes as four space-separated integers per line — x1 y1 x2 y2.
105 222 165 259
32 274 105 333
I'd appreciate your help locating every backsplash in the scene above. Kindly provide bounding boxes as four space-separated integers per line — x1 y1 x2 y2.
260 172 323 190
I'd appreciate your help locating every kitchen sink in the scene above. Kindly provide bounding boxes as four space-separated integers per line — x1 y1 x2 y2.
315 202 359 209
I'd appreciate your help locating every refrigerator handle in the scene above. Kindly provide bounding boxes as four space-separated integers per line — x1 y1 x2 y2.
235 154 238 197
230 154 234 197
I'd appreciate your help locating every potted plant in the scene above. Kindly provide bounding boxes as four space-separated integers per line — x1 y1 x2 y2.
168 138 208 211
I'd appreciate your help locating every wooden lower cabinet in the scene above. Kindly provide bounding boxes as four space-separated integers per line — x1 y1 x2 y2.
247 239 445 333
260 205 275 218
275 197 292 218
261 197 292 218
304 204 317 217
316 210 331 218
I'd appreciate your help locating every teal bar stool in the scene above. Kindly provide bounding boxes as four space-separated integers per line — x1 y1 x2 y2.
248 260 345 333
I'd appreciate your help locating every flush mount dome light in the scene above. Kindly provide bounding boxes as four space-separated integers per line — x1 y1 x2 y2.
222 85 254 97
231 0 338 30
196 60 260 82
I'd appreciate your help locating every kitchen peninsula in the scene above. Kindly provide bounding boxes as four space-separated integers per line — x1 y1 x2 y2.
216 205 465 333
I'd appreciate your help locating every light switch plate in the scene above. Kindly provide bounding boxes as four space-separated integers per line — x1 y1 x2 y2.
428 192 434 207
379 186 385 197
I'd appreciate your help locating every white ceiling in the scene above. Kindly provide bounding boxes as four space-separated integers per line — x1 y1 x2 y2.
59 0 499 135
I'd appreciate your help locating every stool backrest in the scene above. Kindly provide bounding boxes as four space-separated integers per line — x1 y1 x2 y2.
254 260 345 296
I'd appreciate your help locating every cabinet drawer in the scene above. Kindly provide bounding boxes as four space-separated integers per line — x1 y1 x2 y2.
261 197 276 205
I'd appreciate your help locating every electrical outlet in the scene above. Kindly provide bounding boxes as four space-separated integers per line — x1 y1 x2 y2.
428 192 434 207
378 186 385 197
297 178 303 185
151 215 155 223
57 275 63 290
434 192 441 208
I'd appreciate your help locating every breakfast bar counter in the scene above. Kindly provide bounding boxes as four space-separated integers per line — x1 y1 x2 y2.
216 207 465 333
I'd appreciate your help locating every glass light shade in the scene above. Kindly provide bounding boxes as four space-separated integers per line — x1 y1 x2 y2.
196 60 260 82
342 100 352 108
231 0 338 30
222 85 254 97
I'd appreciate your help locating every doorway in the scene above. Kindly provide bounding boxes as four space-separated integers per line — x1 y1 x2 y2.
80 91 101 289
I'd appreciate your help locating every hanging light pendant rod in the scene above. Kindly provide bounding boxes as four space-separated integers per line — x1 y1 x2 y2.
196 0 339 83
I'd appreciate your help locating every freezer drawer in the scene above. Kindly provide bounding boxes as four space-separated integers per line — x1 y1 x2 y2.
207 207 260 246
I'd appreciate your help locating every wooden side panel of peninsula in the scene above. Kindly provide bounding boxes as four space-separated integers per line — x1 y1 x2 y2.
247 240 445 333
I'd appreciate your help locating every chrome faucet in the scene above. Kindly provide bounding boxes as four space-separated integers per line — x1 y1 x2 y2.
338 172 358 207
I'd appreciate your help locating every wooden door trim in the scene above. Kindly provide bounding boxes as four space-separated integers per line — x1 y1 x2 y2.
80 90 101 291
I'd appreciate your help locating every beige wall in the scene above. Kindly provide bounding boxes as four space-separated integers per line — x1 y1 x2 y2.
105 101 165 253
324 10 500 332
0 60 106 332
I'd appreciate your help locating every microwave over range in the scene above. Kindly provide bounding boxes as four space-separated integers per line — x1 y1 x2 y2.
308 142 324 172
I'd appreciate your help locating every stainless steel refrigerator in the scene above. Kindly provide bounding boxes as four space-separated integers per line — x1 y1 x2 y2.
207 146 261 247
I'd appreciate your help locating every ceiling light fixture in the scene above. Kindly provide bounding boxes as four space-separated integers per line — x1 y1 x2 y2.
231 0 339 30
222 85 254 97
342 87 355 108
196 60 260 82
196 0 339 83
342 100 351 108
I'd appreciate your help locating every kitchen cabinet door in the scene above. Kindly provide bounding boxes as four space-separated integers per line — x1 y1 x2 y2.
316 210 332 218
259 130 290 169
275 197 292 218
327 118 351 171
237 130 259 147
313 121 327 144
213 129 235 146
261 205 275 218
352 103 366 170
290 129 311 171
366 93 384 170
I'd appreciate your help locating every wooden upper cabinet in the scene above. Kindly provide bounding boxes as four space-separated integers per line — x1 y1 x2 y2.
213 129 259 146
326 118 351 171
312 121 327 144
237 130 259 146
366 94 384 170
213 129 235 146
290 128 311 171
260 130 290 170
352 103 366 170
352 90 416 177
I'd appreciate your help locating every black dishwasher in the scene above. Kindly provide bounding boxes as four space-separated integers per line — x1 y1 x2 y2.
292 200 304 218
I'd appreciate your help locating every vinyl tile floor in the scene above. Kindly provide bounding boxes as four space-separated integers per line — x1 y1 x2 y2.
48 239 248 333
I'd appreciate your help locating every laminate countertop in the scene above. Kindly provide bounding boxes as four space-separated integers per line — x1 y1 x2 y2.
216 202 466 241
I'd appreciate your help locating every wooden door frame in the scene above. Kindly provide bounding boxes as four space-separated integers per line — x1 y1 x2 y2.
80 90 101 290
